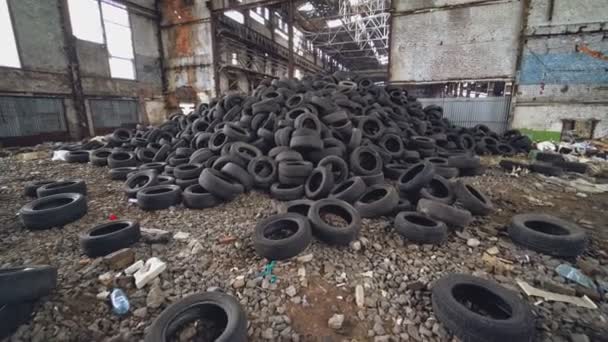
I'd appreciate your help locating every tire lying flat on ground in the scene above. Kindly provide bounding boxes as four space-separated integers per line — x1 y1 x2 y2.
24 180 55 197
354 184 399 218
394 211 447 244
36 180 87 197
508 213 587 257
183 184 222 209
0 302 35 340
145 292 247 342
253 213 312 260
137 185 182 210
417 198 472 228
20 193 87 230
308 198 361 245
0 265 58 304
454 180 494 215
79 220 141 257
432 273 535 342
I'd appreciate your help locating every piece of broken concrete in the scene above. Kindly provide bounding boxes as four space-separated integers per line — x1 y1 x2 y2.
140 228 171 244
124 260 144 275
134 257 167 289
103 248 135 270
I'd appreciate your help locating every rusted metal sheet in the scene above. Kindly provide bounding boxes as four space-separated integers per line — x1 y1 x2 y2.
390 0 522 83
0 96 68 143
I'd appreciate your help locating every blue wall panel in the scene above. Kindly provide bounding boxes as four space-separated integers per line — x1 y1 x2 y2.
519 52 608 85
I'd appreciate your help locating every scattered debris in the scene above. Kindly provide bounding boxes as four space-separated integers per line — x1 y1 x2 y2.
556 264 597 290
140 228 171 244
355 285 365 308
466 238 480 248
103 248 135 270
517 280 597 309
173 231 190 240
328 314 345 330
134 257 167 289
297 254 314 263
124 260 144 276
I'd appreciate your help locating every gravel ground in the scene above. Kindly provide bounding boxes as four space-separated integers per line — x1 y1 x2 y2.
1 152 608 342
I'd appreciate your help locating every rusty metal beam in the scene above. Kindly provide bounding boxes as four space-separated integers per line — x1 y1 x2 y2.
209 1 221 98
211 0 288 13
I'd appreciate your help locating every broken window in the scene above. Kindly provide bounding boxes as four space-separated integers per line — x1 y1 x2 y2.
0 0 20 68
249 7 265 25
224 10 244 24
67 0 104 43
68 0 135 80
102 1 135 80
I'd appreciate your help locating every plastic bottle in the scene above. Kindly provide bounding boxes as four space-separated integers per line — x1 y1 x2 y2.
110 288 130 315
555 264 596 290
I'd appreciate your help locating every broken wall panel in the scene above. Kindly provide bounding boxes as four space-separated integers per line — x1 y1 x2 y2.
389 0 523 83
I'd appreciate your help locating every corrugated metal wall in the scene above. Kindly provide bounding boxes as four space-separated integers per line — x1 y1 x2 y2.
89 99 138 129
0 96 67 137
418 96 512 133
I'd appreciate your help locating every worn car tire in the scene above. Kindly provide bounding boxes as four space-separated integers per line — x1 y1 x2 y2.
308 199 361 245
417 198 473 227
394 211 447 244
530 162 564 177
123 170 159 198
454 180 494 215
108 151 137 168
254 213 312 260
398 162 435 194
36 180 87 197
318 155 349 184
248 156 277 188
305 167 335 200
199 168 244 201
110 167 138 181
350 146 382 175
221 162 253 191
65 150 90 163
285 199 314 217
145 292 247 342
20 193 87 230
79 220 141 257
270 183 304 201
329 176 367 204
24 180 55 197
0 302 34 339
136 185 182 210
354 184 399 218
419 176 455 205
432 273 535 342
508 213 587 257
0 265 58 304
183 184 222 209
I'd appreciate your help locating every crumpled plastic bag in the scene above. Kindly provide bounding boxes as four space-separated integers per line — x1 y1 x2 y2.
536 141 556 152
51 150 69 161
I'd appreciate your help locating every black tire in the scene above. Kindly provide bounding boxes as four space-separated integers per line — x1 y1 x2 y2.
36 180 87 197
447 154 481 169
20 193 87 230
383 164 410 180
435 166 459 179
329 176 367 204
65 150 90 163
454 180 494 216
394 211 447 244
108 152 137 168
308 199 361 245
221 162 253 191
290 135 323 151
24 180 55 197
173 163 204 180
285 199 314 216
552 160 588 174
270 183 304 201
318 155 349 184
90 148 112 166
278 160 313 178
359 172 384 186
79 220 141 257
0 302 34 340
432 273 535 342
419 175 455 205
110 167 138 181
183 184 223 209
145 292 247 342
305 167 335 199
254 213 312 260
136 148 156 163
152 144 170 162
248 156 277 188
275 150 303 163
536 152 564 163
199 168 244 201
499 159 529 171
417 198 472 227
0 266 58 304
110 128 132 144
354 184 399 218
410 136 435 149
140 162 167 173
157 175 175 185
530 162 564 177
123 170 159 198
508 213 587 257
398 162 435 194
137 185 182 210
350 146 382 175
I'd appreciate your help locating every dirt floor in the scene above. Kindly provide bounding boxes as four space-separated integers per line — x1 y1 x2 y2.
1 152 607 342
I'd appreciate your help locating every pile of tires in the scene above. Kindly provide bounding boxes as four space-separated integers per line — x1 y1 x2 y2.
57 72 524 210
500 151 588 177
0 266 58 339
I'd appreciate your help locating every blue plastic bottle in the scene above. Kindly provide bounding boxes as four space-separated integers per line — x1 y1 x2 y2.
110 288 130 315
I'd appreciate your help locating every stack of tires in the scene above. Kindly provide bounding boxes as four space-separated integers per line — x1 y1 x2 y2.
20 180 88 230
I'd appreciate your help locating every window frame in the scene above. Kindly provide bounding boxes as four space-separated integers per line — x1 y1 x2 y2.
0 0 22 69
99 0 137 80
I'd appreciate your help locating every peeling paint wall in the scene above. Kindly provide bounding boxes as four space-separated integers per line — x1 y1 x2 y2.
0 0 165 144
511 0 608 138
160 0 215 109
